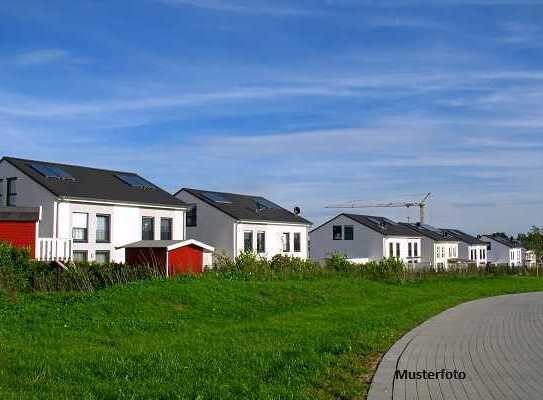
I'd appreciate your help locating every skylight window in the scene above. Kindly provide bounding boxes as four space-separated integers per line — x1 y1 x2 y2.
200 191 232 204
255 197 278 209
30 163 75 181
116 174 156 189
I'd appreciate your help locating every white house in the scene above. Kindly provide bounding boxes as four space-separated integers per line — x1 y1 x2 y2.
309 214 423 266
0 156 190 264
525 250 538 268
175 188 312 260
439 229 488 267
399 223 459 270
479 233 525 267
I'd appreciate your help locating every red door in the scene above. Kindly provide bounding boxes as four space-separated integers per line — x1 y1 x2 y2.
168 245 203 275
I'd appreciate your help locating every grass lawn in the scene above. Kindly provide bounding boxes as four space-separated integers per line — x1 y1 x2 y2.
1 274 543 399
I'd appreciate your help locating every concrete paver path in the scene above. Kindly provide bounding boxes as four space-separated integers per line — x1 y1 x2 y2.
368 292 543 400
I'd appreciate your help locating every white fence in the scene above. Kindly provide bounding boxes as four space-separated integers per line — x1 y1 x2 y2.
37 238 72 261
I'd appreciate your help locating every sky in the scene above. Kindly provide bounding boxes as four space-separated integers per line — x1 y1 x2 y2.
1 0 542 235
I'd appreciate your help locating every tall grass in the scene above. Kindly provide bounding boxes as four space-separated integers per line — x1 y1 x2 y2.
0 242 540 294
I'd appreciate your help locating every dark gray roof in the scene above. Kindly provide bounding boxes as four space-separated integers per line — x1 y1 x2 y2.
439 228 487 245
178 188 312 225
3 157 186 208
341 214 423 237
0 207 40 221
117 240 182 249
400 223 457 242
481 233 523 248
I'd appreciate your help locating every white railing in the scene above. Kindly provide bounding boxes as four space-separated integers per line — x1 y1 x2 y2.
37 238 73 261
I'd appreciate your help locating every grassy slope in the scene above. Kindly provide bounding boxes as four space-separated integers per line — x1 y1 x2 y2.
1 275 543 400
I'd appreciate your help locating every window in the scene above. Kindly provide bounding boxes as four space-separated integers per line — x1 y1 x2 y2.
389 242 394 257
441 247 445 258
436 246 440 259
72 251 88 263
96 214 110 243
257 231 266 253
244 231 253 252
414 243 418 257
282 232 290 252
95 251 110 264
344 226 354 240
396 243 400 258
72 212 88 242
408 243 412 257
142 217 154 240
294 232 301 252
0 179 3 203
482 249 485 259
479 248 483 259
160 218 173 240
6 178 17 206
186 205 197 227
116 174 156 189
333 225 342 240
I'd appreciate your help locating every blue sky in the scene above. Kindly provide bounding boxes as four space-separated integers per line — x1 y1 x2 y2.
1 0 542 234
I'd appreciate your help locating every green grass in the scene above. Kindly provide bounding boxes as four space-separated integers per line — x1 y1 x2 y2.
1 274 543 399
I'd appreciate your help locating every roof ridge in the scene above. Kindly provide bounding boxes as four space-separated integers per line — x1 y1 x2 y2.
4 156 137 176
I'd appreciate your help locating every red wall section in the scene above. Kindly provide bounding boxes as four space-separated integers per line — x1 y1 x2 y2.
168 245 203 275
0 221 36 258
125 248 167 272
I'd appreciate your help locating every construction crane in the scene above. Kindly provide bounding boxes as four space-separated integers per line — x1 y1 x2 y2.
325 192 431 224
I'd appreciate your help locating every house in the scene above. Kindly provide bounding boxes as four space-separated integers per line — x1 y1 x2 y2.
0 157 212 271
525 250 538 268
479 233 525 267
439 229 488 267
399 223 459 269
309 214 423 266
175 188 312 259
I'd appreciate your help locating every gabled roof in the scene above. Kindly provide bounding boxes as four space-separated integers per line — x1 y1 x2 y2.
481 233 523 248
2 157 187 208
178 188 312 225
117 239 214 252
439 228 487 245
400 223 457 242
323 213 423 237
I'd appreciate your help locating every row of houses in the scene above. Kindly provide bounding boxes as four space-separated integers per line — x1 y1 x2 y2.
310 214 529 268
0 156 534 274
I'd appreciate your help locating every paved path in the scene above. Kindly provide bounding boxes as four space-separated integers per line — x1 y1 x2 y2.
368 292 543 400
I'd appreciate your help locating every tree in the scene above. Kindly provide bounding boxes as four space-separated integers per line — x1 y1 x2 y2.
518 226 543 264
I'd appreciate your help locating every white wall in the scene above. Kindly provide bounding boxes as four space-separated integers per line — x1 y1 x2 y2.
433 242 459 269
176 190 236 257
0 160 57 237
383 237 423 265
236 222 309 260
59 201 185 262
310 215 384 261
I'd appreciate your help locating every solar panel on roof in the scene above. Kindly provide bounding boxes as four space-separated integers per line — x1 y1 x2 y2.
255 197 278 210
29 163 75 181
200 191 232 204
116 174 156 189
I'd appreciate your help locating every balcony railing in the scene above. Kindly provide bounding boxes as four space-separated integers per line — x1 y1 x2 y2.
37 238 72 261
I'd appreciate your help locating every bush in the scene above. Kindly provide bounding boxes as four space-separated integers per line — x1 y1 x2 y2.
214 251 320 279
0 242 33 292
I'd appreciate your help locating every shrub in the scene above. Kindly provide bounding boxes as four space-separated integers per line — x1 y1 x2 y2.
325 252 357 272
0 242 33 292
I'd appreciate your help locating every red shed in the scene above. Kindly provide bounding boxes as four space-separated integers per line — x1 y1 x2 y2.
0 207 41 258
118 239 214 276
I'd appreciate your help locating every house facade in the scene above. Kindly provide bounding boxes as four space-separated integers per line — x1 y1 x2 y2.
175 188 312 260
439 229 488 267
400 223 459 269
309 214 423 266
0 157 188 263
480 233 525 267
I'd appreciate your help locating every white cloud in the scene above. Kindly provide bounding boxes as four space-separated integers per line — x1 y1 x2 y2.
157 0 318 15
13 49 70 66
